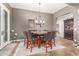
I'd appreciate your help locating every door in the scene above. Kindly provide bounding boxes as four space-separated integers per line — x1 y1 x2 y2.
64 19 74 40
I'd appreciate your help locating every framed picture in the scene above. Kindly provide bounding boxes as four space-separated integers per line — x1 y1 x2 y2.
28 19 35 28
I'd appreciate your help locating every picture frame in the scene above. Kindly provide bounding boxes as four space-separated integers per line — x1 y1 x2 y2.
28 19 35 28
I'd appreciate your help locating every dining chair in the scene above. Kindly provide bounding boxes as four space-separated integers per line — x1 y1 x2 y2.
51 31 56 46
31 32 42 48
44 32 53 53
26 31 34 52
23 31 28 46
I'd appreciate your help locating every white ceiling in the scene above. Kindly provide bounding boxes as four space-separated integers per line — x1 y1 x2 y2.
9 3 68 14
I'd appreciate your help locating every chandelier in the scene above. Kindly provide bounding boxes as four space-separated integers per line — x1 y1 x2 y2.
35 3 45 27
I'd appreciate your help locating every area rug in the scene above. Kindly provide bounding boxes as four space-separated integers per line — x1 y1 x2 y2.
13 42 66 56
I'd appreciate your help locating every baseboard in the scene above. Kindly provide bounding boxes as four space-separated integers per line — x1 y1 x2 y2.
0 41 11 51
72 43 79 48
11 39 24 42
76 43 79 48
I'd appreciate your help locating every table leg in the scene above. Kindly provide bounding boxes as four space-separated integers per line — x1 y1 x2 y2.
37 36 41 48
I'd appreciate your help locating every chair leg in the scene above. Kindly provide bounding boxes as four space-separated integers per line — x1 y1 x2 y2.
46 47 48 53
31 47 32 52
38 39 41 48
54 39 55 46
50 44 52 49
26 42 28 49
24 40 25 46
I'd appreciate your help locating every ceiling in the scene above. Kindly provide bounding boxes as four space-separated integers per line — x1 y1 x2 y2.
9 3 68 14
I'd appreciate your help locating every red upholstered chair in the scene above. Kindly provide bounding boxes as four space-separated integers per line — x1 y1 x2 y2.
26 40 33 52
31 33 38 47
51 31 56 46
32 33 42 48
34 38 38 47
44 40 53 53
23 31 28 46
26 31 34 52
24 39 26 46
44 32 53 53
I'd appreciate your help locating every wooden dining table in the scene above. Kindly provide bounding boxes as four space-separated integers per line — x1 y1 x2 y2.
31 31 47 35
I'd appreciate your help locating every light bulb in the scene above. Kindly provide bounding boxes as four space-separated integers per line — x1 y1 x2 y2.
74 28 76 31
15 33 18 36
35 20 38 23
11 29 14 32
43 21 45 23
40 20 42 23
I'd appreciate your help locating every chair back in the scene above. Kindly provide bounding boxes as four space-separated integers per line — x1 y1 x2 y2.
23 31 28 39
44 32 52 40
27 31 33 40
44 31 56 40
51 31 56 39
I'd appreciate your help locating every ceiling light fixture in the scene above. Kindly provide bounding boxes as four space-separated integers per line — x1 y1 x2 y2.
35 3 45 27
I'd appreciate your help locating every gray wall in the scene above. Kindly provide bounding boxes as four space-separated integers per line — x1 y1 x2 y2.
12 8 53 39
53 5 79 45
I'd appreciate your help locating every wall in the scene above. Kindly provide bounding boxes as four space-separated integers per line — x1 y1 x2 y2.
53 5 79 45
12 8 53 39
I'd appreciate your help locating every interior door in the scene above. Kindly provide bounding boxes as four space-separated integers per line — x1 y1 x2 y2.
64 19 73 40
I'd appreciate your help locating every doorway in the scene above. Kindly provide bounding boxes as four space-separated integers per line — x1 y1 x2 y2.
64 18 74 40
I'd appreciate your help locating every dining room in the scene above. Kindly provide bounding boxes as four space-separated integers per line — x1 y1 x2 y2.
1 3 79 56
